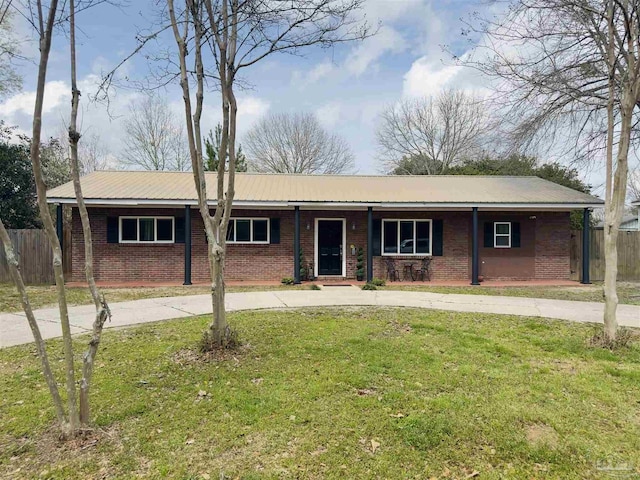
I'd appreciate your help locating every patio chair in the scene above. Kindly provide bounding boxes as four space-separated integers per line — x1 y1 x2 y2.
384 257 400 282
414 257 432 282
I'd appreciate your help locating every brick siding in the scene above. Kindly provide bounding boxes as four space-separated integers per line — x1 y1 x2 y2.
71 208 571 283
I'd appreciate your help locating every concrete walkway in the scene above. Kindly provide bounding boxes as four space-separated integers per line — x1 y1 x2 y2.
1 287 639 348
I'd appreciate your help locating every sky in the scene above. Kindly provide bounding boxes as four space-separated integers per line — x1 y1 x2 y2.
0 0 486 172
0 0 627 197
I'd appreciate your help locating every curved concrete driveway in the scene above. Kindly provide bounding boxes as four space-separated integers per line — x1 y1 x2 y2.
1 287 639 348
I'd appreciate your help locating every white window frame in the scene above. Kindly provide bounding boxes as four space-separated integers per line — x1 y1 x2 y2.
381 219 433 256
226 218 270 244
494 221 511 249
119 216 175 244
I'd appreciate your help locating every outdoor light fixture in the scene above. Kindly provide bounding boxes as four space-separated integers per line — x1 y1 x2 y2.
352 222 356 230
306 222 311 230
529 215 537 220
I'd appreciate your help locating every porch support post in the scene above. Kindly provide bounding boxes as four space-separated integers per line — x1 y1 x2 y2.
183 205 192 285
366 207 373 283
294 206 301 284
471 206 480 285
581 208 591 284
56 203 63 252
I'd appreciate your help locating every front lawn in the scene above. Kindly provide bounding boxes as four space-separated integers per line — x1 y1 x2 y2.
1 308 639 479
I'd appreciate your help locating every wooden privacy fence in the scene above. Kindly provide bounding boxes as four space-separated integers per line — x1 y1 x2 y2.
0 229 72 285
570 229 640 282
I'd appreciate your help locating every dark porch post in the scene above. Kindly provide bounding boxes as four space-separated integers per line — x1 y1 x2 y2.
294 206 301 284
56 203 63 249
366 207 373 283
581 208 591 284
471 206 480 285
183 205 192 285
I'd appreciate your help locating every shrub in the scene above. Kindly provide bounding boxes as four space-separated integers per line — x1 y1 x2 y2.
362 283 377 291
355 247 365 278
371 278 386 287
309 283 321 290
281 277 295 285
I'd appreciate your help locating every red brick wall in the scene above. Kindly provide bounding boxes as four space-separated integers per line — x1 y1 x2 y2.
71 208 571 283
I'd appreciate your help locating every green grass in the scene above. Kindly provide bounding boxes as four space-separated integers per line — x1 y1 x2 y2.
381 282 640 305
1 308 639 479
0 283 310 313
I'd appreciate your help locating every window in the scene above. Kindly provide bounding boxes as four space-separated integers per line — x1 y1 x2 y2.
382 219 432 256
119 217 174 243
226 218 270 244
494 222 511 248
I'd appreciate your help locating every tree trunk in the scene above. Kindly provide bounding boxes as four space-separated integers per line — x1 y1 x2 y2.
603 89 633 342
28 0 79 436
67 0 110 426
0 219 67 427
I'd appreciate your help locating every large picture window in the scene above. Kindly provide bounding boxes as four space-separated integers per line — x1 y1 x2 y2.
119 217 174 243
226 218 270 244
382 219 432 255
494 222 511 248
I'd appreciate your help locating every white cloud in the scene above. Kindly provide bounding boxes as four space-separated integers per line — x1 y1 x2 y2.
292 61 336 87
237 96 270 119
345 26 407 77
0 80 69 117
315 102 342 128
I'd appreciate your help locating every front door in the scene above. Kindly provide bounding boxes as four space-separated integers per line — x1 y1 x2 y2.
317 220 343 276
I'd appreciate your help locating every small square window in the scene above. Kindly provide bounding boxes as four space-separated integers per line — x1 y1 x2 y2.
226 220 235 241
383 221 398 254
495 235 510 247
157 219 173 241
236 220 251 242
496 223 510 235
121 218 137 241
416 221 430 254
139 218 155 241
253 219 268 242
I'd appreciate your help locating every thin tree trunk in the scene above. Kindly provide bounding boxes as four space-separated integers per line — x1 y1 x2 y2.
67 0 110 426
603 0 618 342
604 90 633 342
0 219 67 426
30 0 79 435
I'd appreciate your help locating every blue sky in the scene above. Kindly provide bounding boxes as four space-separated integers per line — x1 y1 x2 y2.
1 0 488 175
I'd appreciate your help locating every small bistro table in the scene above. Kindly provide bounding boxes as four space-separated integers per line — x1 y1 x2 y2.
402 263 416 281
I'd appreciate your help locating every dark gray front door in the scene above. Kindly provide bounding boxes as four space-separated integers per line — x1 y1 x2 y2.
318 220 343 275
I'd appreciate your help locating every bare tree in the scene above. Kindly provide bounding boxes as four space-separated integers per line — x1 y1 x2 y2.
244 112 355 174
78 132 110 173
121 95 190 171
160 0 370 349
0 1 22 98
0 0 110 438
376 89 487 175
460 0 640 343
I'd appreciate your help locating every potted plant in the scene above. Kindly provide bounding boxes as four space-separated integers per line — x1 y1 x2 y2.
355 247 365 281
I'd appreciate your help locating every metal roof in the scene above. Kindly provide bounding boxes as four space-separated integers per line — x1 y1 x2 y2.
46 171 603 207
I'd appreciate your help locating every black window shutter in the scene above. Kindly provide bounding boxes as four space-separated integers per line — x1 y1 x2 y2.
175 217 185 244
484 222 494 248
432 219 443 256
372 219 382 256
270 218 280 244
512 222 521 248
107 217 119 243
